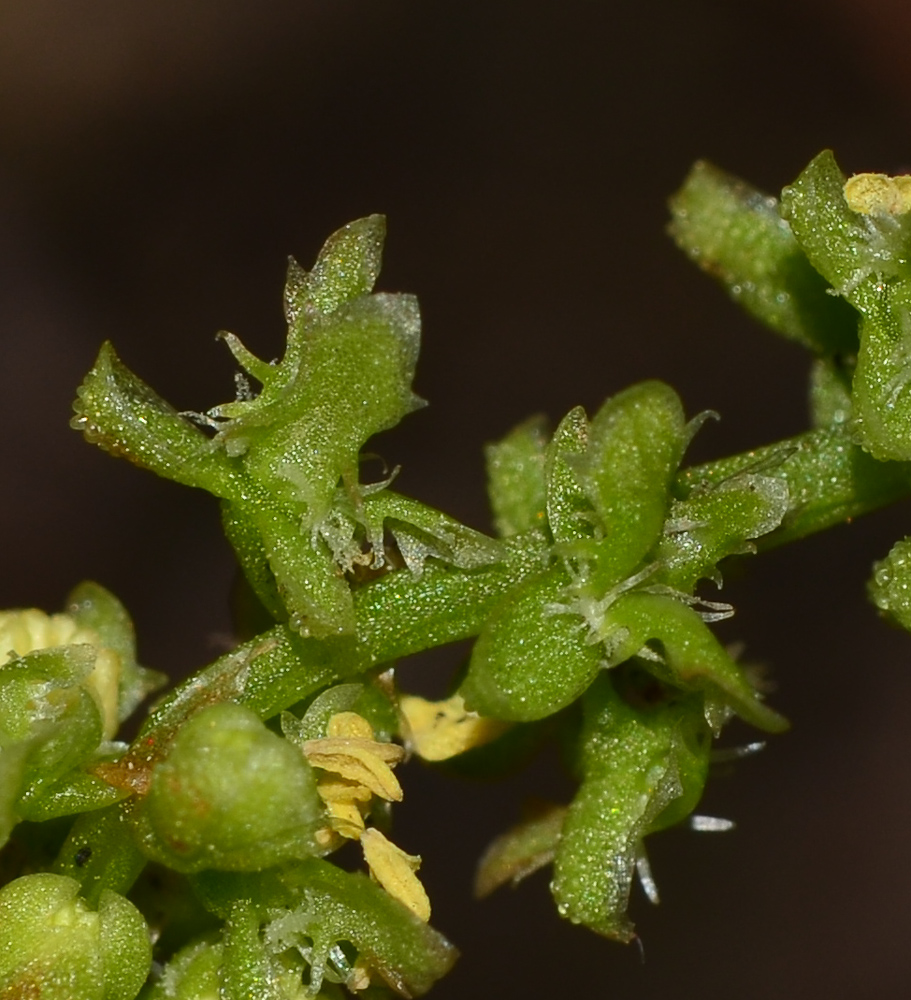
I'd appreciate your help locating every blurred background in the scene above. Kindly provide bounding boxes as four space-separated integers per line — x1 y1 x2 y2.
2 1 911 996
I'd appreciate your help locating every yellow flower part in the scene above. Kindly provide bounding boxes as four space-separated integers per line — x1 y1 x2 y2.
316 776 373 804
303 710 433 928
844 172 911 216
399 693 509 761
326 711 374 740
0 608 120 739
303 736 405 801
361 827 431 922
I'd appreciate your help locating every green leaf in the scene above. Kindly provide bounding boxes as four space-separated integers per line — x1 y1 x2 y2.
0 646 105 802
544 406 592 545
215 291 423 521
359 491 506 576
853 283 911 461
577 381 686 589
71 342 246 499
66 581 165 724
656 472 789 593
52 802 147 906
221 900 305 1000
781 149 911 319
809 356 854 429
139 937 223 1000
474 802 567 898
244 502 358 637
602 592 787 733
550 676 710 941
290 214 387 318
353 529 550 664
676 426 911 548
670 160 857 353
460 564 604 722
17 747 131 823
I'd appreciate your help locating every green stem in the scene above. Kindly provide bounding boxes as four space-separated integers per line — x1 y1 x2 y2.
676 426 911 548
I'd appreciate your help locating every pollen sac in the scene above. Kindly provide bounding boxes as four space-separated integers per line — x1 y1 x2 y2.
0 873 151 1000
399 692 508 761
135 702 324 872
844 172 911 216
361 827 431 922
781 150 911 307
550 674 712 942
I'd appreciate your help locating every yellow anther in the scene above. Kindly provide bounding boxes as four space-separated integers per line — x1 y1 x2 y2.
844 172 911 216
0 608 121 739
305 736 405 766
304 712 435 922
361 827 431 922
327 711 375 740
316 776 373 804
303 738 404 801
325 801 366 840
399 693 508 761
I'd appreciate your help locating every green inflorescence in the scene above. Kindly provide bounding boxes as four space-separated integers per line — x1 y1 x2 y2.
3 151 911 997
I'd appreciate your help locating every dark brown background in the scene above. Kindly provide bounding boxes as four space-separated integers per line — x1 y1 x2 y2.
2 2 910 997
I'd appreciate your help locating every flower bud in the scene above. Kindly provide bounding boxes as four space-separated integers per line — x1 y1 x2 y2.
0 873 150 1000
136 702 324 872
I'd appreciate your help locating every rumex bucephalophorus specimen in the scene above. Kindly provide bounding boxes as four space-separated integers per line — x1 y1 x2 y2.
5 149 911 997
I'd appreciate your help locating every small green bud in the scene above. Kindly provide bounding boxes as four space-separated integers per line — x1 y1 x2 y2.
135 703 324 872
870 537 911 632
0 873 150 1000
